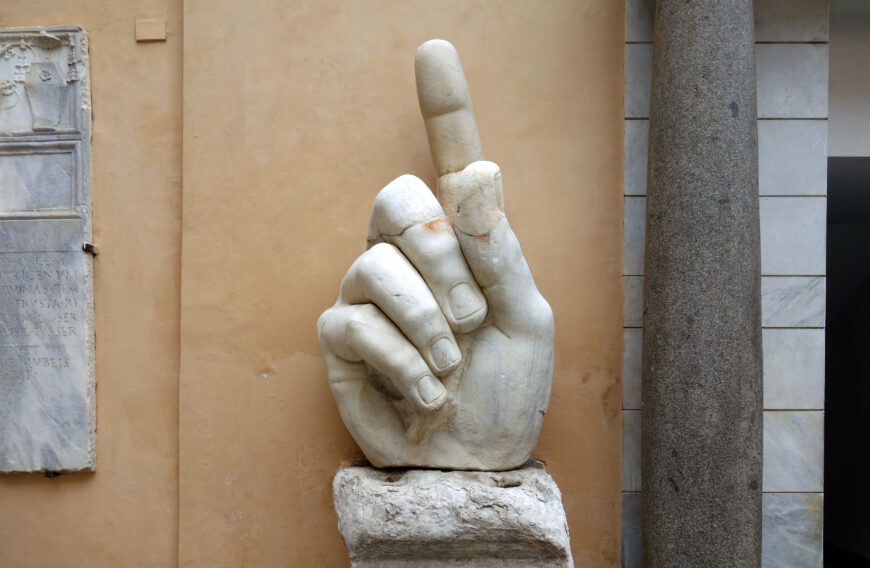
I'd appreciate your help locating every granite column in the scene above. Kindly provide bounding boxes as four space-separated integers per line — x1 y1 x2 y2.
641 1 763 565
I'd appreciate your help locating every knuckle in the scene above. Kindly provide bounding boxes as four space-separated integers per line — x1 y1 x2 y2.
344 244 400 286
371 175 441 236
402 302 442 326
373 175 427 210
316 309 331 335
344 304 380 335
363 242 400 262
529 295 555 331
410 221 459 255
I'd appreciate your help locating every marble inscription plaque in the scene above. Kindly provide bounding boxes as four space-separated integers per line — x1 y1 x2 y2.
0 26 93 473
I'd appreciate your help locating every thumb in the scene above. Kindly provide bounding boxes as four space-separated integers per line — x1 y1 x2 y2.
437 160 504 236
438 161 552 336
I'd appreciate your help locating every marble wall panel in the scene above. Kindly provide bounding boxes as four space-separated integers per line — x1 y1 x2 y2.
625 0 654 43
623 197 646 276
758 120 828 196
763 411 824 492
625 44 652 119
762 493 824 568
760 197 827 276
0 149 76 215
622 328 642 410
755 0 829 43
621 492 643 568
763 329 825 409
757 44 829 118
761 277 826 327
622 410 641 492
623 276 643 327
624 119 648 196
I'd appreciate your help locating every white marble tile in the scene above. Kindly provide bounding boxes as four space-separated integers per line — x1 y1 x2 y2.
621 492 643 568
0 152 76 213
763 329 825 410
624 276 644 327
761 277 826 327
624 120 649 196
624 197 646 276
625 44 652 119
762 493 824 568
623 328 642 410
622 410 642 492
757 44 829 119
760 197 826 276
755 0 829 43
759 120 828 196
625 0 654 43
763 411 824 492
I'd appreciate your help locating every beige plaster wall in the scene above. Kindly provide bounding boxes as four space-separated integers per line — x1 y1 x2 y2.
0 1 622 566
180 1 624 566
0 1 183 567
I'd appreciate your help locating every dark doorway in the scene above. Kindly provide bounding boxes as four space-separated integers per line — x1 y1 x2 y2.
825 157 870 567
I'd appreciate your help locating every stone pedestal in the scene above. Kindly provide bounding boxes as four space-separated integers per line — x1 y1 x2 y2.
332 461 573 567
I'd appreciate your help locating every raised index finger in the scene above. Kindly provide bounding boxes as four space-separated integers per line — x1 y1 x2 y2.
415 39 484 177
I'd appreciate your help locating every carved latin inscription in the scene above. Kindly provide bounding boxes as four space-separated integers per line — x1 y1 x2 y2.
0 26 93 473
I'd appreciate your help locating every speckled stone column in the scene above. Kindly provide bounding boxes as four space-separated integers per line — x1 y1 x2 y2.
641 1 762 566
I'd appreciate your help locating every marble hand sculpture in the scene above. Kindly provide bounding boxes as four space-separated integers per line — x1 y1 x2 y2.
317 40 554 471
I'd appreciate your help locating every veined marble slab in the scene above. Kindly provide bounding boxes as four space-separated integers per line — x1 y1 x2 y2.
0 26 93 473
622 409 641 492
623 197 646 276
762 493 824 568
622 328 642 410
755 0 829 43
625 44 652 119
760 197 827 276
621 492 642 568
624 119 648 196
761 276 826 327
757 44 829 119
625 0 654 43
763 329 825 409
763 411 824 492
758 120 828 196
623 276 643 328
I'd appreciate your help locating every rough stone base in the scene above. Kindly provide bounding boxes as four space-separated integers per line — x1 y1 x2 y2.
333 461 573 567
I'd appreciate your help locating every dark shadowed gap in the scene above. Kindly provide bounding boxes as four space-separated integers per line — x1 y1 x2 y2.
825 156 870 567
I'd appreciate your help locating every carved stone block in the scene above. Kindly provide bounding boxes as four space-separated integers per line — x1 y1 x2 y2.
333 462 574 567
0 26 93 473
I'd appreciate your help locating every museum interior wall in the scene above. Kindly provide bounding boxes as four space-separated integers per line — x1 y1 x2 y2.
622 1 829 566
177 1 623 567
0 0 183 566
2 1 845 566
0 1 621 566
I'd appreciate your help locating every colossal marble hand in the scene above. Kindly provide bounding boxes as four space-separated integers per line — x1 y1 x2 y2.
317 40 554 471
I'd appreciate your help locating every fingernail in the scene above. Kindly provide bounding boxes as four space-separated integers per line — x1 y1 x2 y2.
430 337 460 371
417 375 446 405
449 282 484 320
